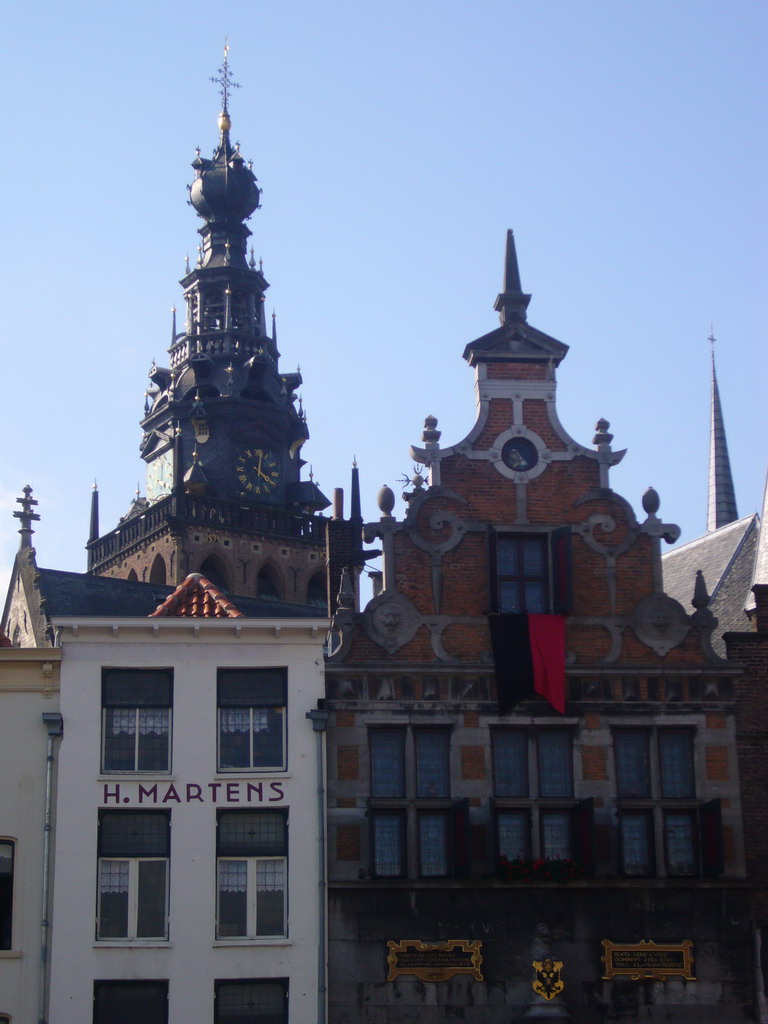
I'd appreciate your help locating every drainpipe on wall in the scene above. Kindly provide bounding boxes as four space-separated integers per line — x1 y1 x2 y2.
39 712 63 1024
306 708 329 1024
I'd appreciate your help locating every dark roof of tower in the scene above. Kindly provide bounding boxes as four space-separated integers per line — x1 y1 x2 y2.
189 124 261 226
463 230 568 367
707 345 738 532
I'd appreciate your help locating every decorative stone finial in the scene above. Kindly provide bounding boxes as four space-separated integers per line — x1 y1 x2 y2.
642 486 660 516
422 415 441 444
378 485 395 518
14 485 40 549
692 569 711 610
593 418 614 447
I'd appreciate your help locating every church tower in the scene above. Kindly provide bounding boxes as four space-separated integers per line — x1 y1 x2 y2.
87 51 329 604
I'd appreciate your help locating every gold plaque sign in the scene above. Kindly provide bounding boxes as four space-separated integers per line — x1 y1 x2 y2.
386 939 484 982
532 958 564 1000
601 939 695 981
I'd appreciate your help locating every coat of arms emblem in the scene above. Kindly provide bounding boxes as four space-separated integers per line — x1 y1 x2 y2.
532 958 564 1000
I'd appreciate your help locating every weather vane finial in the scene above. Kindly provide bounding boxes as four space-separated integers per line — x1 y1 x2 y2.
210 39 240 115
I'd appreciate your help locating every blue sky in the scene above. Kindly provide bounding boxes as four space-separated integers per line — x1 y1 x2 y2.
1 1 766 601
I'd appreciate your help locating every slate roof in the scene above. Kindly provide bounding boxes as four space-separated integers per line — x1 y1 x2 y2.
746 470 768 614
37 568 325 620
663 514 758 655
150 574 244 618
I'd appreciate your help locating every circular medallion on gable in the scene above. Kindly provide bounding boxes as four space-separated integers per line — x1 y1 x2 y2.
501 437 538 472
492 429 550 481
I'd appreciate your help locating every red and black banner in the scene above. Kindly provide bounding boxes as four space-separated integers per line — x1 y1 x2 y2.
488 613 566 714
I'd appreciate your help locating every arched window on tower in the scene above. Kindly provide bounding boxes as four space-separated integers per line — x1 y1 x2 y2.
257 565 281 602
127 569 138 582
231 290 249 331
200 555 230 593
306 570 327 609
202 290 225 330
149 555 166 585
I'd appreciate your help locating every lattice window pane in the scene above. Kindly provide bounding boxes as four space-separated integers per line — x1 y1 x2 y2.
541 811 571 860
615 731 651 798
216 982 285 1024
219 812 286 857
100 813 170 857
419 813 449 877
665 812 697 876
370 730 405 797
659 732 694 798
538 732 573 797
415 732 450 798
372 813 403 877
493 731 529 797
620 813 653 875
498 811 529 861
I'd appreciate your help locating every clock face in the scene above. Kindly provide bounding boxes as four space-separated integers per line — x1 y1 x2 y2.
146 449 173 501
235 448 281 497
500 438 538 473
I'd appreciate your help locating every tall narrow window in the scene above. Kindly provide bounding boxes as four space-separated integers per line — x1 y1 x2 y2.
217 811 287 939
538 731 573 797
418 812 450 877
614 731 651 798
415 731 450 798
492 731 529 797
497 810 530 861
664 812 697 876
102 669 173 773
218 669 286 771
370 730 405 798
540 810 572 860
0 840 13 950
94 981 168 1024
496 535 548 613
97 812 170 940
215 980 287 1024
370 811 405 878
659 731 695 798
619 811 654 876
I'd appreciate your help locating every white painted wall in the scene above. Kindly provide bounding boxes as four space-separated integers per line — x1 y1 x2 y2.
0 649 61 1024
48 618 327 1024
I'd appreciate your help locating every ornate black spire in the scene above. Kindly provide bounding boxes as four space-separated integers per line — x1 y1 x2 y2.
188 46 261 270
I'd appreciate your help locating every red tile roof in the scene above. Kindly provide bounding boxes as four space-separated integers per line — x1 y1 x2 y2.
149 574 244 618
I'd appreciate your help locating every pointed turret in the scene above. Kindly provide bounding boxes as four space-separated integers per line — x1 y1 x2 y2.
89 482 99 544
494 229 532 325
463 229 568 369
707 335 738 532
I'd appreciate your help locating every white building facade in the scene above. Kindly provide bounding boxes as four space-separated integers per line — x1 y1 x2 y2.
0 646 61 1024
47 611 327 1024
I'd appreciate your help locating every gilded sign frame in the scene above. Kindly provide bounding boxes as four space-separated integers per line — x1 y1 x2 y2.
601 939 695 981
386 939 484 982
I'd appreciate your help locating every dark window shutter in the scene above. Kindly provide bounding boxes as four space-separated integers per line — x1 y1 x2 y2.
451 798 471 879
699 799 723 877
576 798 595 875
550 526 573 614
